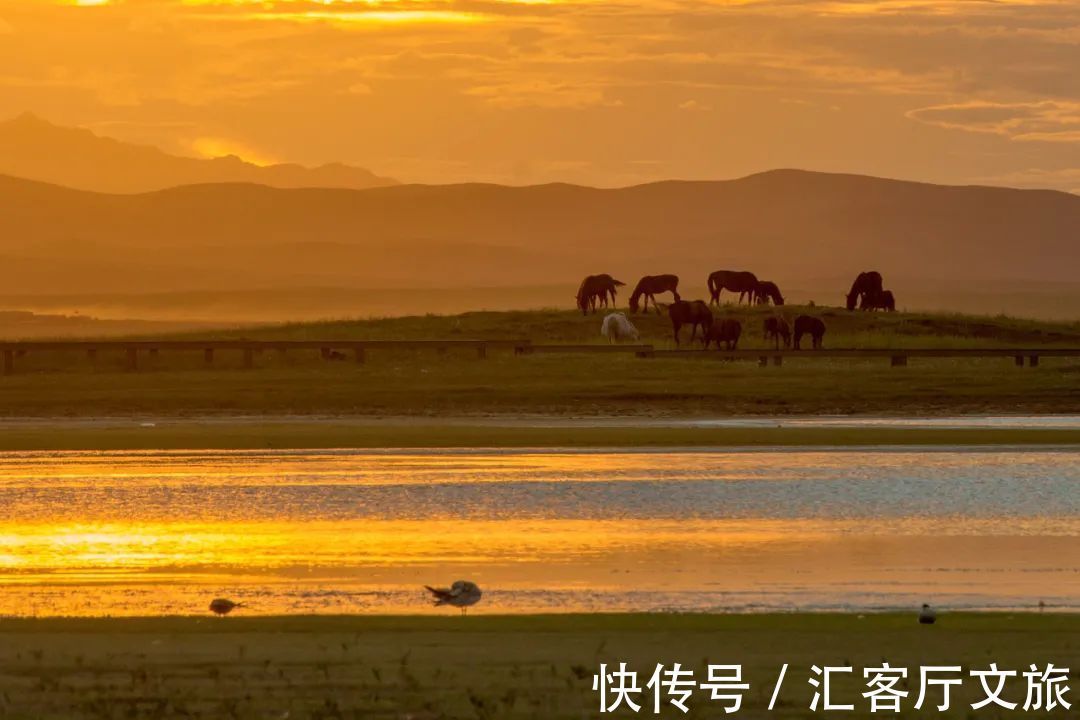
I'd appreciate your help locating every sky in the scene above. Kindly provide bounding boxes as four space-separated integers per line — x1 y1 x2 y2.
1 0 1079 189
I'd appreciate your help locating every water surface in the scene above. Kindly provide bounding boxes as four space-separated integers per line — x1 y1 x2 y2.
0 448 1075 615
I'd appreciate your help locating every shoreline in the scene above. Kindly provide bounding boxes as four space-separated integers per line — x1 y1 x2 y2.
0 612 1075 631
0 419 1078 450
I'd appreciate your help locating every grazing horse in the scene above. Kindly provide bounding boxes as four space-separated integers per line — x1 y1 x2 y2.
707 270 758 305
629 274 680 314
600 312 640 343
763 317 791 349
704 318 742 350
846 271 883 311
668 299 713 346
753 280 785 306
793 315 825 349
575 274 625 315
860 289 896 312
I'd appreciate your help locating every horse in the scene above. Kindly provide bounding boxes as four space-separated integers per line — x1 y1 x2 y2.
600 312 640 343
846 271 883 311
793 315 825 349
704 318 742 350
763 316 791 349
629 274 680 314
860 289 896 312
707 270 758 305
575 274 625 315
668 300 713 346
753 280 785 306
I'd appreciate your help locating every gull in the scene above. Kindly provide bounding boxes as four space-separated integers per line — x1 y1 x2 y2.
918 603 936 625
424 581 482 615
209 598 243 616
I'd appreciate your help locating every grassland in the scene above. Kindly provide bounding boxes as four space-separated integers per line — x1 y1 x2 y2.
154 305 1080 348
0 307 1077 420
0 614 1074 719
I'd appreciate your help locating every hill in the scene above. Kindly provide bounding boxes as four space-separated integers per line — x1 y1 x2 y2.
0 113 396 193
0 169 1077 302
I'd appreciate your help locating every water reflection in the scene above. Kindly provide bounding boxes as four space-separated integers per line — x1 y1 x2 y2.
0 449 1075 615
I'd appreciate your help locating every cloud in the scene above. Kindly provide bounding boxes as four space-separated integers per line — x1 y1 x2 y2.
907 101 1080 142
465 80 622 108
190 136 278 166
3 0 1080 185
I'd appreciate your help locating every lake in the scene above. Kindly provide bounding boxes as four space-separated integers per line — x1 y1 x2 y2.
0 447 1076 615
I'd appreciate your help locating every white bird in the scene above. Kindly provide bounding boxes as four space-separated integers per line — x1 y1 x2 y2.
918 603 936 625
424 580 482 615
600 312 640 344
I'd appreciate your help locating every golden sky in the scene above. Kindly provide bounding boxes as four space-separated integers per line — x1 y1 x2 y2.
1 0 1079 189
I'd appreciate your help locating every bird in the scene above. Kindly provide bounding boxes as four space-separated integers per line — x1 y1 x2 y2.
209 598 243 616
424 581 482 615
918 603 936 625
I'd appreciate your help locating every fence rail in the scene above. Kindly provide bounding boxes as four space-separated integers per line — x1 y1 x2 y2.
637 347 1080 367
0 339 531 374
1 340 1078 374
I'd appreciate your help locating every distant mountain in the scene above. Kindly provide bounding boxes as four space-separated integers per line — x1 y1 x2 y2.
0 113 397 193
0 169 1077 297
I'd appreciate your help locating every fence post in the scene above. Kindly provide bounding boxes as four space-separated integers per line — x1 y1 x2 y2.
126 348 138 372
243 348 254 369
3 349 13 376
204 348 214 366
1028 355 1039 367
890 355 908 367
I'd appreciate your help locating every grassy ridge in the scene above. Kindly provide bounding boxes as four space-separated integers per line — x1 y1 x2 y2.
0 614 1075 719
155 306 1080 348
0 308 1077 419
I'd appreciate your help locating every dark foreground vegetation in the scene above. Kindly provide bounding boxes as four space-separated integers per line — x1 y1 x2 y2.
0 614 1074 719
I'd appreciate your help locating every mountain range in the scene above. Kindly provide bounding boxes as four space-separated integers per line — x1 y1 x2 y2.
0 113 396 193
0 115 1077 308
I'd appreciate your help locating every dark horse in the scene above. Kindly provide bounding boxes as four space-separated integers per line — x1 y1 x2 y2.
669 300 713 346
860 289 896 312
793 315 825 349
846 271 883 311
704 318 742 350
753 280 785 306
629 274 680 314
763 316 791 349
575 274 625 315
707 270 758 305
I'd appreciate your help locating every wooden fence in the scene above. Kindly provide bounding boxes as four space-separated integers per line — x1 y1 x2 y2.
636 347 1080 367
0 339 531 375
1 340 1078 374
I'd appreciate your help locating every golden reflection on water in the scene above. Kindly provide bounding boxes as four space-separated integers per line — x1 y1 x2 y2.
0 450 1076 615
0 517 1076 615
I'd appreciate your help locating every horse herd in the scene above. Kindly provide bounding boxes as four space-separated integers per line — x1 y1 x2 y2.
584 270 897 350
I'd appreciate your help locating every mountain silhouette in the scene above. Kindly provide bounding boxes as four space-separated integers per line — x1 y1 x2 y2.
0 113 397 193
0 169 1077 296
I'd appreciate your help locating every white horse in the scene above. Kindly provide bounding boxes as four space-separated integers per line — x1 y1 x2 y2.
601 312 639 343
